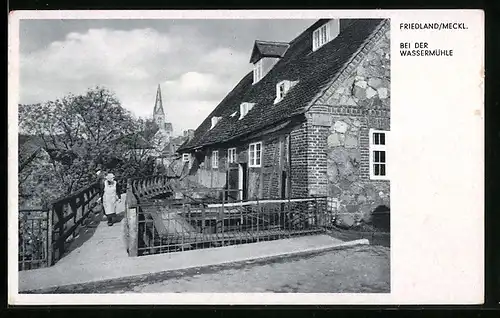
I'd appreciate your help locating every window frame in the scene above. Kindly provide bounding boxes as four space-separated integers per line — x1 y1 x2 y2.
228 147 237 164
369 129 389 180
210 116 221 130
275 81 287 103
182 153 190 163
239 102 254 120
248 142 262 168
212 150 219 169
253 59 264 84
312 23 330 51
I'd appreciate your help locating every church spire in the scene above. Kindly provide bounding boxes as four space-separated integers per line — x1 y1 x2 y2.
153 84 164 116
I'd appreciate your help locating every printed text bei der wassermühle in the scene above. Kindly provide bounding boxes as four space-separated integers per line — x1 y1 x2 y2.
399 22 468 57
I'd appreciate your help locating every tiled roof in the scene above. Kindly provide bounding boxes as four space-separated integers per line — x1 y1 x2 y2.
178 19 387 152
249 40 290 63
19 134 44 170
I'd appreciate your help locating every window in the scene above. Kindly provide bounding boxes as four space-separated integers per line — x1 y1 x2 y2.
277 82 286 99
253 59 264 84
249 142 262 167
239 102 255 120
182 153 190 162
211 116 221 129
369 129 388 180
228 148 237 164
313 23 330 51
212 150 219 169
274 80 298 104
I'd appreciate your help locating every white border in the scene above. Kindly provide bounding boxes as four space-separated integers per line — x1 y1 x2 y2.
9 9 484 305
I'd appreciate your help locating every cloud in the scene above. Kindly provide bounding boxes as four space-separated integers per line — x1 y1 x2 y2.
163 71 232 100
19 26 252 135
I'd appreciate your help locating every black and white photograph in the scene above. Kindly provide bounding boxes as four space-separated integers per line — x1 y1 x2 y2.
16 15 391 294
9 10 483 305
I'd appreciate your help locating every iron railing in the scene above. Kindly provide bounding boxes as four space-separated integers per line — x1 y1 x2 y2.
18 208 50 271
132 188 331 256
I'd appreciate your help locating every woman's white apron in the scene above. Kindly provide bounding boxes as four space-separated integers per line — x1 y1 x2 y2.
103 181 117 216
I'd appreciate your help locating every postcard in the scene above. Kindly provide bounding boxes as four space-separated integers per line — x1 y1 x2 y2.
8 9 484 305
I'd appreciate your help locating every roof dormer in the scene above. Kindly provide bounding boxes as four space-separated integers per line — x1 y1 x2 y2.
250 40 289 84
239 102 255 120
274 80 299 104
312 19 340 51
210 116 222 129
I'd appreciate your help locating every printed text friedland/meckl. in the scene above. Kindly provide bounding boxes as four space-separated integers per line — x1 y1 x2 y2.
399 22 468 30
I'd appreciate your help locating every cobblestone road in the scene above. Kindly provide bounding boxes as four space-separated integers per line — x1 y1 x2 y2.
115 245 389 293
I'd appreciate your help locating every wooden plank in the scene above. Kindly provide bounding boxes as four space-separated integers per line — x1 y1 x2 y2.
156 228 323 243
206 197 323 208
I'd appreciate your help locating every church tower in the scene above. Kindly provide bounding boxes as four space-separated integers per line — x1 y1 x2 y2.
153 84 166 130
152 84 173 149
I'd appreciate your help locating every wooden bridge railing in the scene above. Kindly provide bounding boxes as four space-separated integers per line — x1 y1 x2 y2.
19 181 102 270
50 182 101 264
129 174 179 201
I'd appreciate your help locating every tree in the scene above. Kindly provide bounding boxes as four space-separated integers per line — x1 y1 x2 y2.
18 87 158 205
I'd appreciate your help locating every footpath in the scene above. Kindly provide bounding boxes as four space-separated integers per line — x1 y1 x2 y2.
18 202 369 293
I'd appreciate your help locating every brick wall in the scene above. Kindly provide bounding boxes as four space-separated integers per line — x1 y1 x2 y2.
306 122 329 196
290 121 308 197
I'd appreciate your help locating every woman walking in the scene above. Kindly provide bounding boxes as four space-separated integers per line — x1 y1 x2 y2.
103 173 119 226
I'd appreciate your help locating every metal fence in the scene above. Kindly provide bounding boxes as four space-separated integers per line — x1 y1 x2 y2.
133 189 330 256
18 208 50 271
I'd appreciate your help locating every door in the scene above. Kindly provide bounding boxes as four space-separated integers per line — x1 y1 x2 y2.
281 171 288 199
226 168 239 202
239 163 248 201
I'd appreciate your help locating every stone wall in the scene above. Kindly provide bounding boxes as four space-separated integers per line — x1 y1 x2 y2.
323 29 390 114
306 24 391 227
326 116 390 223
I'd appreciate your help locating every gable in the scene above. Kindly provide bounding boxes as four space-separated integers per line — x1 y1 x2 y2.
313 22 390 109
249 40 290 64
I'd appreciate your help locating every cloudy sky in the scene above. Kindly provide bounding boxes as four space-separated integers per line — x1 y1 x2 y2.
19 19 315 135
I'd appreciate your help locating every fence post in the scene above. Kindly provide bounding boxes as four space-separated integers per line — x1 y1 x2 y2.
201 203 206 234
127 207 138 257
256 196 260 242
126 180 138 257
70 197 78 239
221 189 225 246
54 203 65 260
47 206 53 266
